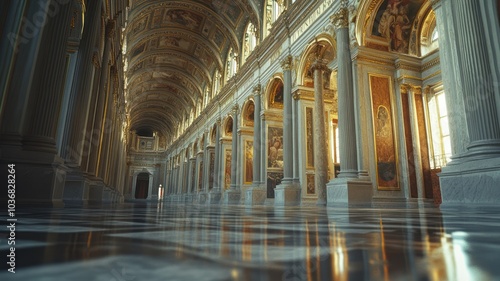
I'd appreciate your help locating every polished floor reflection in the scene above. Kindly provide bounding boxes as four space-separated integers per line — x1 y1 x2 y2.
1 202 500 281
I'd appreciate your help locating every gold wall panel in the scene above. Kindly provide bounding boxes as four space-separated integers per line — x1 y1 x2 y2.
370 75 399 190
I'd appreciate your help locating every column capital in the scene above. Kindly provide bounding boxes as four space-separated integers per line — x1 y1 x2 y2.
253 84 262 95
330 7 349 30
411 86 422 95
400 83 412 94
310 59 330 72
232 103 239 114
216 118 221 125
280 55 294 71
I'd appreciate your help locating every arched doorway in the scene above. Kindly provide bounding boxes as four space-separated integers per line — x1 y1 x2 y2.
135 172 150 199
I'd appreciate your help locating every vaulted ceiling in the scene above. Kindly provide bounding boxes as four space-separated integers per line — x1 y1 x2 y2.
125 0 261 138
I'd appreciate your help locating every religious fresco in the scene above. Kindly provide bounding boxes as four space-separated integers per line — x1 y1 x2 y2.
372 0 425 53
165 9 203 30
159 36 191 49
267 127 283 169
224 149 231 190
269 82 284 109
244 141 253 184
370 75 399 190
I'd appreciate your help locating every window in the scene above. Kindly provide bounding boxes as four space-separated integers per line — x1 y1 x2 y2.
431 28 439 42
427 89 452 169
225 48 238 81
242 22 257 63
264 0 285 38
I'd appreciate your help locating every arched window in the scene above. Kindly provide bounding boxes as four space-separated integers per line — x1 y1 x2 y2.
203 88 210 109
213 70 221 97
264 0 285 39
420 11 439 56
225 48 238 81
242 22 257 63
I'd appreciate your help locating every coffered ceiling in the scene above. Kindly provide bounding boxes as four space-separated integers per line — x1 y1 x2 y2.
125 0 261 138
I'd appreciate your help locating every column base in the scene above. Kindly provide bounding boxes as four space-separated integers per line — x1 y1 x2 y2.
0 151 66 207
223 189 241 205
245 184 267 206
63 172 91 206
208 189 222 204
89 182 105 203
327 178 373 206
439 157 500 205
274 182 301 206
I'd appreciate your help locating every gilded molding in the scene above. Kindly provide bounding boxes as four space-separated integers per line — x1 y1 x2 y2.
330 7 349 30
422 57 440 71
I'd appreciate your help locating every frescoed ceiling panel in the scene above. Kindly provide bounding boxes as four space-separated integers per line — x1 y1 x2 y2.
126 0 259 140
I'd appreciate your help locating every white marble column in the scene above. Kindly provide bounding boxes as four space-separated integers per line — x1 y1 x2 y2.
310 59 329 205
224 104 241 204
437 0 500 204
327 7 372 206
246 85 266 205
209 119 223 204
0 0 73 206
275 55 301 206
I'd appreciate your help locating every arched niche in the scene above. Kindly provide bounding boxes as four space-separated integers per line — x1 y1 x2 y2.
265 75 284 110
297 37 336 88
210 123 217 144
242 99 255 127
223 116 233 137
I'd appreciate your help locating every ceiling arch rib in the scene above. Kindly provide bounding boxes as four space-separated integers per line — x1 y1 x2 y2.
126 0 258 141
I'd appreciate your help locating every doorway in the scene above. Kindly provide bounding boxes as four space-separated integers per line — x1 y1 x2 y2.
135 172 149 199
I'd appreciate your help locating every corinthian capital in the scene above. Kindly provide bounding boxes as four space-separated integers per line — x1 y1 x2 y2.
253 84 262 95
310 59 329 72
232 103 239 114
330 7 349 30
280 55 294 71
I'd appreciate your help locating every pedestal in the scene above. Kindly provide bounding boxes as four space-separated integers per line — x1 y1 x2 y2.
223 189 241 205
327 178 372 206
89 182 105 203
274 182 301 206
208 189 222 204
439 157 500 205
63 173 91 205
245 184 267 205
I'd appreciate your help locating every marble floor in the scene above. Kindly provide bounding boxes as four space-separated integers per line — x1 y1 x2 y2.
1 202 500 281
